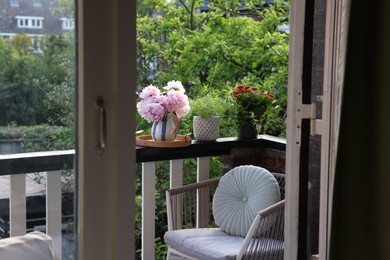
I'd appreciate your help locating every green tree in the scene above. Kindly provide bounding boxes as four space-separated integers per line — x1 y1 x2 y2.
11 34 33 56
38 33 76 127
0 32 75 127
137 0 290 136
0 37 44 125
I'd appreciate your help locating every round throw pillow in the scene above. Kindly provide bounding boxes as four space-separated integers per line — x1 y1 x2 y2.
212 165 280 237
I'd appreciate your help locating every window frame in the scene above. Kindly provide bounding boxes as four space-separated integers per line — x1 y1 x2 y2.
16 16 44 29
77 0 136 259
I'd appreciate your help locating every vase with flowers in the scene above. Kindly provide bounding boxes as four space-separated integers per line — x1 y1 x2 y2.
137 80 190 141
231 85 275 139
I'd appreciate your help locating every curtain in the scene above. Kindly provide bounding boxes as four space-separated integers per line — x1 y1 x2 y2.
330 1 390 259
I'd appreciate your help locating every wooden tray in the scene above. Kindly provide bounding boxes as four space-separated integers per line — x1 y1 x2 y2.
136 134 192 148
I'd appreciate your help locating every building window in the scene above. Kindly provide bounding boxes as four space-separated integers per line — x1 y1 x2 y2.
61 18 75 30
32 0 42 8
16 16 44 29
10 0 19 7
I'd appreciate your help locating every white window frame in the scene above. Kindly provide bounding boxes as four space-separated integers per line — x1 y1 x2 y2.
32 0 42 8
77 0 136 259
61 18 75 30
76 0 346 258
286 0 349 259
16 16 44 29
10 0 19 7
285 0 306 258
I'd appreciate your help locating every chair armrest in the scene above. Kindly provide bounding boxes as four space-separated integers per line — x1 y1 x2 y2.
238 200 285 259
166 177 221 230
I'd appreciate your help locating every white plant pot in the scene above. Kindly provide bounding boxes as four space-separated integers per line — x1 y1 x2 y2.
193 116 220 141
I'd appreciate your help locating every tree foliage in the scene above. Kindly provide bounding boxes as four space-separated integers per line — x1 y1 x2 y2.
0 32 75 127
137 0 290 136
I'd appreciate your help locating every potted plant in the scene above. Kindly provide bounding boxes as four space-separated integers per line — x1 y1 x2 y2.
230 85 275 139
190 94 228 141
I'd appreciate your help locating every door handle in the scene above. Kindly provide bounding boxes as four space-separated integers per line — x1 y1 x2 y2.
95 96 106 156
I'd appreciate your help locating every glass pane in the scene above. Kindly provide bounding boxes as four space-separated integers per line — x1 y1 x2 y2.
136 0 290 258
0 0 76 259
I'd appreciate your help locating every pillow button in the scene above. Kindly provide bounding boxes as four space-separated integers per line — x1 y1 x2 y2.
242 196 248 202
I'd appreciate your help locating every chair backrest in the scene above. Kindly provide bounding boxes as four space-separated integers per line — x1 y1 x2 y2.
166 165 286 231
272 172 285 200
166 177 219 230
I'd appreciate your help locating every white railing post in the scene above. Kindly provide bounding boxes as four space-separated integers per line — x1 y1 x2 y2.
170 159 184 230
46 170 62 260
170 159 183 188
10 174 26 236
196 157 210 228
197 157 210 182
142 162 156 260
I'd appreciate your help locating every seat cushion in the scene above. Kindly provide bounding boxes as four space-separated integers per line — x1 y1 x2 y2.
0 231 54 260
164 228 284 260
164 228 243 260
212 165 280 237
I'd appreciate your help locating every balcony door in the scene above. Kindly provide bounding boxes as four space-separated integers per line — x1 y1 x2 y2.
77 0 136 259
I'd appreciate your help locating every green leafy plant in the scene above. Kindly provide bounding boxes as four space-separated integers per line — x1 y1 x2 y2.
189 94 228 119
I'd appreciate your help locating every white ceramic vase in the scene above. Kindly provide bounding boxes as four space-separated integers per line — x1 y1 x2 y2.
152 112 178 141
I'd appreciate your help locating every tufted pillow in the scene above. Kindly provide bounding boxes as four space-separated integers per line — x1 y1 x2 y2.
212 165 280 237
0 231 54 260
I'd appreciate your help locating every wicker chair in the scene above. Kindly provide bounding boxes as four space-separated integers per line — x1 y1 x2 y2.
164 165 285 260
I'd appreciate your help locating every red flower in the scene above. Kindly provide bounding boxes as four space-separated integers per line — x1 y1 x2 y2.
231 84 275 120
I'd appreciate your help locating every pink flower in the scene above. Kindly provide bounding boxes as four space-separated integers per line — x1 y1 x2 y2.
154 95 167 108
175 104 191 118
139 85 160 99
137 99 165 122
137 80 190 122
165 91 189 117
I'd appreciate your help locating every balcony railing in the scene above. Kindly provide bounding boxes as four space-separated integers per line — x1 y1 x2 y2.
0 150 74 258
0 134 286 260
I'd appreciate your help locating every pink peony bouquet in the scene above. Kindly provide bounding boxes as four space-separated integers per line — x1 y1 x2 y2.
137 80 191 123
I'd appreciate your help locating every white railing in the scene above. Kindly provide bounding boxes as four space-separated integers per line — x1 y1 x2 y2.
141 157 211 259
0 150 74 260
9 171 62 257
0 135 286 260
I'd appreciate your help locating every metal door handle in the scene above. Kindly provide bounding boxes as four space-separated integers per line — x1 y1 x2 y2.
95 96 106 156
